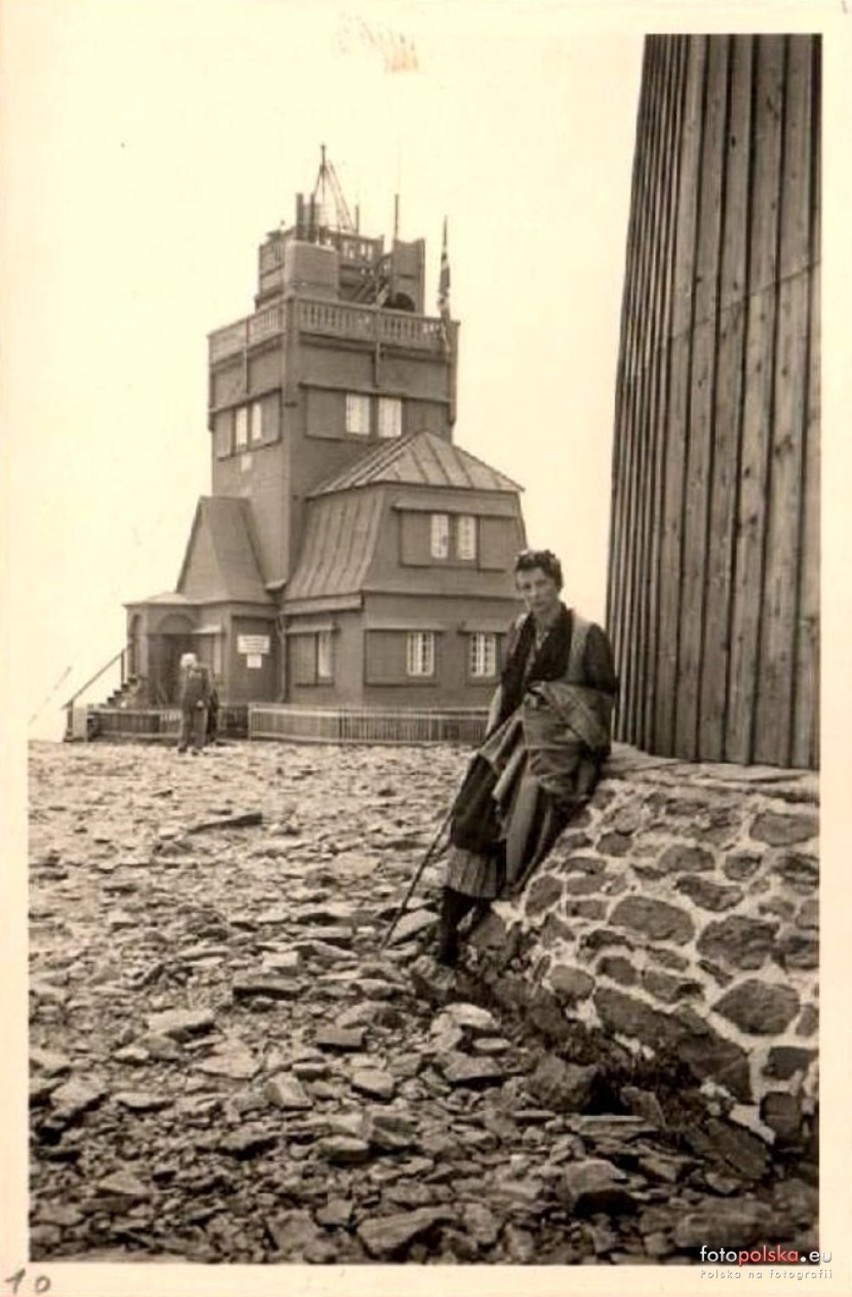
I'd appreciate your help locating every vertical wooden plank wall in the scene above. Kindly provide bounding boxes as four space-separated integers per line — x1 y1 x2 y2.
606 34 820 769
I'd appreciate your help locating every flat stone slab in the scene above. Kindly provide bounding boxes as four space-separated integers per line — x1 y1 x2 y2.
291 901 358 924
261 951 301 974
232 974 300 1001
291 1059 330 1080
95 1170 150 1200
357 1206 453 1258
216 1127 279 1158
30 1049 73 1075
314 1026 366 1052
49 1079 107 1123
440 1052 504 1088
265 1075 313 1110
388 909 437 946
145 1008 215 1040
366 1111 418 1152
293 939 357 964
317 1136 372 1166
673 1197 776 1250
194 1046 259 1081
113 1091 174 1112
558 1158 635 1216
434 1002 499 1035
137 1033 182 1061
351 1068 396 1101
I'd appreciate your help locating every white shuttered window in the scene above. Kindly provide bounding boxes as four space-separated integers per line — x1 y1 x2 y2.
316 631 333 681
406 632 435 677
250 400 263 444
456 514 477 560
430 513 450 559
345 393 371 435
469 632 497 678
378 396 402 439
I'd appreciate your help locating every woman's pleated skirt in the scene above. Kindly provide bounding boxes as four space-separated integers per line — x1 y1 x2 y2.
445 845 503 899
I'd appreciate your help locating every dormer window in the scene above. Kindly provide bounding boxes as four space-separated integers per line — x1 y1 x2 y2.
430 513 450 559
456 515 477 561
428 512 477 562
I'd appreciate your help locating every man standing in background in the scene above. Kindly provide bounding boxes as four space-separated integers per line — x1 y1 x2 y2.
176 652 212 755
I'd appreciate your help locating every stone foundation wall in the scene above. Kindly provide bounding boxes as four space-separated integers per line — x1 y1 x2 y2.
471 746 818 1140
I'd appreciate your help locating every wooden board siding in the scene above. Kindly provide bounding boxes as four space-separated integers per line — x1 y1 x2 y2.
700 35 754 761
606 34 820 769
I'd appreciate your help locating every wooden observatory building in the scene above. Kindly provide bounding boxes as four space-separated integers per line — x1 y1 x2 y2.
121 153 526 729
606 35 820 770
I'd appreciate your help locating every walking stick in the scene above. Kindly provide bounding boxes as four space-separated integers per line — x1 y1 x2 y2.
379 805 453 952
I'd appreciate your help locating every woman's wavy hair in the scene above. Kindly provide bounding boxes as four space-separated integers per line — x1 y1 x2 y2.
513 548 563 590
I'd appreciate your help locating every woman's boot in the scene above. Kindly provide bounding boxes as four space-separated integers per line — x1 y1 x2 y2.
436 887 476 966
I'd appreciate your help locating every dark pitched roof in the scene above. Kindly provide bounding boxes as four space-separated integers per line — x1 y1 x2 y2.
176 497 271 604
309 431 522 497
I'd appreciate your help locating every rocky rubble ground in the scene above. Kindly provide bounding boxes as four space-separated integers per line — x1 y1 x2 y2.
27 740 817 1265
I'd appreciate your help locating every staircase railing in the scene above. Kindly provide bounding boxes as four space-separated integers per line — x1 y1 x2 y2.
62 648 130 737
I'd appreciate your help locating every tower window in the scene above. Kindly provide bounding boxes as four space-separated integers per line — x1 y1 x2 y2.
345 393 371 435
430 513 450 559
469 632 497 679
215 411 232 459
406 632 435 677
249 400 263 444
378 396 402 439
235 405 249 449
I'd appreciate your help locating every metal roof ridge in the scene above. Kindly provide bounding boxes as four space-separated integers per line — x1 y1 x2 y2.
307 430 423 497
445 435 524 492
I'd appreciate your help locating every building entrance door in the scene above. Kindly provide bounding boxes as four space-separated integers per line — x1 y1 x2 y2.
151 615 196 703
163 635 195 703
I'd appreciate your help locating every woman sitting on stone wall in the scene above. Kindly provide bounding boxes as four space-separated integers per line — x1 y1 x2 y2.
436 549 618 967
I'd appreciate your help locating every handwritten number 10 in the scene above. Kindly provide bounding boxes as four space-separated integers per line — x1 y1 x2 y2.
4 1271 51 1295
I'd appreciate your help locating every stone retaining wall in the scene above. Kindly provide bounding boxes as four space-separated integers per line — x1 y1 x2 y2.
470 746 818 1141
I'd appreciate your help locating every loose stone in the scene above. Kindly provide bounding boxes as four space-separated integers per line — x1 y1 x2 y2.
557 1159 635 1215
95 1170 151 1201
145 1008 215 1040
440 1053 504 1088
30 1049 73 1075
317 1136 372 1166
350 1069 396 1101
232 974 300 1001
357 1207 453 1258
113 1091 173 1112
265 1075 313 1110
314 1026 366 1052
49 1079 107 1124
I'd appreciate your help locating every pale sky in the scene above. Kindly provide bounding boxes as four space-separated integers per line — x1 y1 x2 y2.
2 0 642 738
